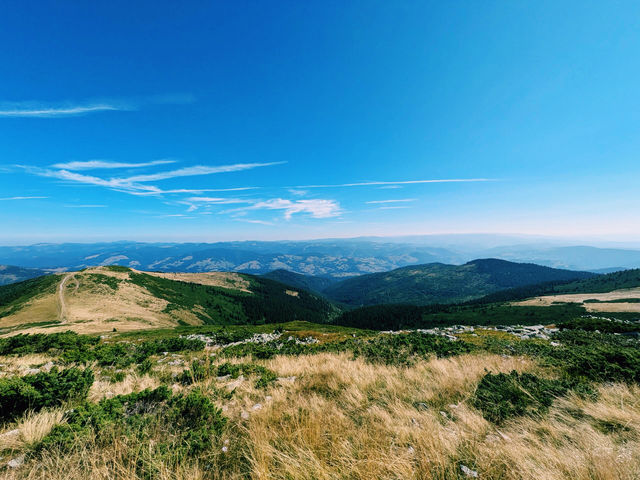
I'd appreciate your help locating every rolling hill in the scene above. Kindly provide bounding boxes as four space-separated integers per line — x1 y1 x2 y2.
0 266 339 335
262 269 336 293
322 258 596 306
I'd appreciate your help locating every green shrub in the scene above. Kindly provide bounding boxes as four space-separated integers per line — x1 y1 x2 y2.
472 371 569 424
179 360 278 388
61 336 205 368
0 368 94 421
38 386 226 460
557 317 640 334
216 362 277 388
0 331 99 356
354 332 472 365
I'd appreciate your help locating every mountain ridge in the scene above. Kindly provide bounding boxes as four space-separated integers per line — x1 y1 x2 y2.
322 258 596 306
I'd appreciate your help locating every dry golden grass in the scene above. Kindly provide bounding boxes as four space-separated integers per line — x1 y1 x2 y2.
140 271 251 292
4 353 640 479
513 287 640 313
0 354 55 377
88 372 162 402
0 409 64 452
0 268 259 337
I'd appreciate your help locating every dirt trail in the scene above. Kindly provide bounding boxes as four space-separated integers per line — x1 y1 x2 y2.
58 273 75 323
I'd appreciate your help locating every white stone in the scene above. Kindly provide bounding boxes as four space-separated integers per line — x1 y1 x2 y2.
460 464 478 477
7 455 25 468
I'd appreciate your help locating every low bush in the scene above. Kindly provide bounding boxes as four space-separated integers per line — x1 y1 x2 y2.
0 367 94 421
353 332 473 365
179 360 278 388
61 336 206 367
472 371 569 424
0 331 99 356
38 387 226 463
557 317 640 334
217 362 278 388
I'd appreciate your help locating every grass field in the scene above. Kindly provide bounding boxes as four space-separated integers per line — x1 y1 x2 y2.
1 319 640 479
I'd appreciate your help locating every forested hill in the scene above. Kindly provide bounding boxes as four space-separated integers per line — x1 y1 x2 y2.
262 269 336 294
322 259 596 306
474 267 640 304
0 265 47 286
0 267 340 336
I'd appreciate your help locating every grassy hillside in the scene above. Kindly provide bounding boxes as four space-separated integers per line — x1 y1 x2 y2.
128 271 339 325
475 268 640 304
0 274 60 319
0 267 340 335
323 259 595 306
262 269 335 293
2 320 640 479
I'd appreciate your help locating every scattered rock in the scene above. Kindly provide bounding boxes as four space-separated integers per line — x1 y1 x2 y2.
407 446 415 455
0 429 19 439
7 455 25 468
252 403 263 411
24 368 40 375
241 411 250 420
221 446 228 453
42 361 55 371
460 464 478 478
440 411 448 419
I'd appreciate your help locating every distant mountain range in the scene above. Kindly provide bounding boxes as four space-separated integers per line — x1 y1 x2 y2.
1 238 640 279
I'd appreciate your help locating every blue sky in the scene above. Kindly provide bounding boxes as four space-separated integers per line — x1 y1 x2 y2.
1 1 639 243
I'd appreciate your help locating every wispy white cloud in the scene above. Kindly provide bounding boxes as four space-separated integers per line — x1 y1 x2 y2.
22 161 280 197
186 197 252 204
236 219 275 226
51 160 176 170
132 187 258 196
377 206 410 210
122 162 285 183
246 198 341 220
288 189 308 196
0 196 48 200
297 179 494 188
0 93 195 118
0 103 124 118
365 198 416 204
63 204 107 208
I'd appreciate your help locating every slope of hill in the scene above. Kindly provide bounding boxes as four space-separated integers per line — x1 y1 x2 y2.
0 265 47 286
323 259 596 306
262 269 336 293
474 268 640 304
0 266 339 335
